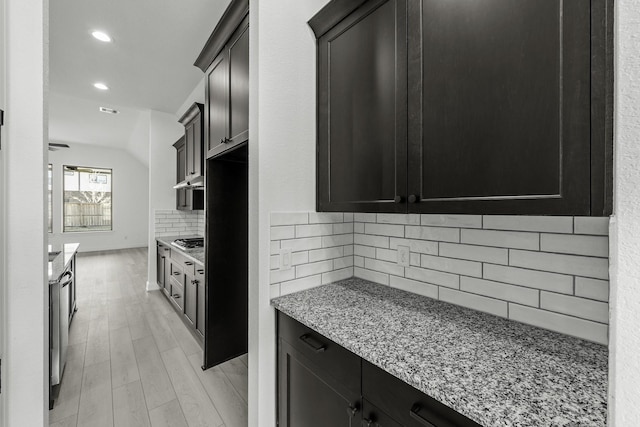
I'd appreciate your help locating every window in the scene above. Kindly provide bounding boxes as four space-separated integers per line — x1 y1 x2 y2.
48 164 52 233
63 165 112 232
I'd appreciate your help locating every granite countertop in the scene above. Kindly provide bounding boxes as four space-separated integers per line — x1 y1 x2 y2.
156 235 204 265
48 243 80 284
271 278 608 427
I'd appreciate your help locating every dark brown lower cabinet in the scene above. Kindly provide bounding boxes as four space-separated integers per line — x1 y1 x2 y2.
277 312 481 427
185 273 197 327
278 312 361 427
196 267 205 339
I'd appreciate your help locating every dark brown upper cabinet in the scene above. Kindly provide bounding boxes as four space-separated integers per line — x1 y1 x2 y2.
310 0 613 216
178 103 205 181
194 0 249 160
173 136 204 211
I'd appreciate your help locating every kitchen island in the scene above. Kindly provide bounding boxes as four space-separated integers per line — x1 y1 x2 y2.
272 278 607 427
48 242 79 285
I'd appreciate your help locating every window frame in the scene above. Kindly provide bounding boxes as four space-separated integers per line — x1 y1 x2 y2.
62 164 113 233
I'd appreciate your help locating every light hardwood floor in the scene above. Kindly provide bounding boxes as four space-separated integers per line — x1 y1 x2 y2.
49 248 248 427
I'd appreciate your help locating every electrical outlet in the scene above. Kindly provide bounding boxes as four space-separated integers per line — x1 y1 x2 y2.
397 245 410 267
280 247 292 270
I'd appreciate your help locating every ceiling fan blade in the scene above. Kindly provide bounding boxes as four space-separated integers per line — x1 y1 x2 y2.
49 143 70 148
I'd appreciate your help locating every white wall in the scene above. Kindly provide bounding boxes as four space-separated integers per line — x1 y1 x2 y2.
48 142 149 252
250 2 330 425
146 110 183 289
4 0 48 425
610 0 640 424
0 0 6 423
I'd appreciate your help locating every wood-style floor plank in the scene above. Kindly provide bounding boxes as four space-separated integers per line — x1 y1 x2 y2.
113 380 151 427
219 357 248 404
76 360 113 427
145 309 179 353
161 347 224 427
132 336 176 411
164 310 202 357
50 414 78 427
188 353 247 427
125 303 152 341
110 326 141 388
148 399 189 427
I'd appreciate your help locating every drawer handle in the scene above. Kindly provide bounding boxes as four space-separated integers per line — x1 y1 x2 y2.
185 262 193 266
347 403 359 417
197 269 204 274
362 416 375 426
164 248 170 251
173 294 181 299
299 334 326 353
409 404 437 427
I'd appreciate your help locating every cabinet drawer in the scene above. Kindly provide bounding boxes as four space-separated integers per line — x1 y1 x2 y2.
170 262 184 286
362 400 402 427
363 360 481 427
278 312 360 395
169 277 184 311
170 251 198 276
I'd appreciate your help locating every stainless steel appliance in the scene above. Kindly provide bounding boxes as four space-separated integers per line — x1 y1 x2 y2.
51 270 73 386
172 237 204 251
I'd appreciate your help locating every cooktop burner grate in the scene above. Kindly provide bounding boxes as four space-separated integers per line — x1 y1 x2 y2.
171 238 204 250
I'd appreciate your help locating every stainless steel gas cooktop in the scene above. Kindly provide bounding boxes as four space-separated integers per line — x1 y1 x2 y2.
171 237 204 251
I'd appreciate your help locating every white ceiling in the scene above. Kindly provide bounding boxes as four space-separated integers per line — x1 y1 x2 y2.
49 0 230 152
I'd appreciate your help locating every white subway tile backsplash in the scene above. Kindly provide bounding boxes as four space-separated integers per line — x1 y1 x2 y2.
270 255 279 270
421 214 482 229
354 245 376 258
296 224 333 238
322 267 354 285
271 226 295 241
334 256 354 269
365 258 404 277
540 292 609 323
270 211 611 343
308 247 344 263
322 234 353 248
461 229 539 250
333 223 354 235
389 237 438 255
460 277 539 307
574 217 609 235
354 213 377 223
510 250 609 280
271 212 309 226
281 237 323 252
281 275 322 296
364 223 405 238
375 248 397 263
405 266 459 289
439 243 508 265
377 213 420 225
270 284 281 299
406 225 460 243
354 233 390 249
483 215 573 233
440 288 508 318
154 210 202 238
421 254 482 278
540 234 609 257
309 212 344 223
296 260 334 279
390 276 438 299
509 304 608 344
483 264 574 294
575 277 609 302
354 267 389 286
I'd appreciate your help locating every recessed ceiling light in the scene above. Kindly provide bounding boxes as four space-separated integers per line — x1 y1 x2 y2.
93 82 109 91
99 107 119 114
91 31 112 42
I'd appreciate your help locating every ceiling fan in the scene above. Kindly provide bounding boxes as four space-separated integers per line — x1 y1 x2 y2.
48 142 70 151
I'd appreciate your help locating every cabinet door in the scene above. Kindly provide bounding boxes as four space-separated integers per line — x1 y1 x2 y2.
185 122 195 179
156 246 166 289
279 339 361 427
362 400 402 427
407 0 591 214
164 257 172 296
196 267 205 339
206 53 229 159
317 0 407 213
185 274 196 327
191 117 203 178
228 20 249 147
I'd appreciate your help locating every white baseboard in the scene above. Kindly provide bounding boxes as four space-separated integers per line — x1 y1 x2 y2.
146 280 160 292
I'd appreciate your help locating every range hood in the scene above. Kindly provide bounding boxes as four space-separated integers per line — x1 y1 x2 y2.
173 176 205 189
